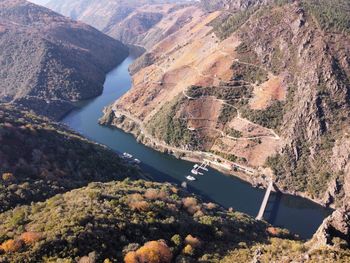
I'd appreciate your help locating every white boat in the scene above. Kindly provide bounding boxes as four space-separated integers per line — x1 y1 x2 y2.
191 169 198 175
193 164 199 169
191 169 203 175
181 181 188 188
186 175 196 181
199 166 208 172
133 158 141 164
123 152 133 159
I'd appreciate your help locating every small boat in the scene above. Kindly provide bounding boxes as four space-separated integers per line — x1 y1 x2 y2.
181 181 188 188
186 175 196 181
193 164 199 169
191 169 198 175
123 152 133 159
199 166 208 172
133 158 141 164
191 169 203 175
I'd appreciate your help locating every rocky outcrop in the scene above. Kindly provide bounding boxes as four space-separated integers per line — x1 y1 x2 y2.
312 206 350 248
201 0 273 11
0 0 128 119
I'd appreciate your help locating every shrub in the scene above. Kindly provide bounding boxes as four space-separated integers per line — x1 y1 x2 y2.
2 173 15 182
144 189 167 200
205 203 217 210
182 244 194 255
0 239 23 253
185 235 201 248
124 241 172 263
171 234 182 247
20 232 42 245
129 201 149 212
182 197 200 214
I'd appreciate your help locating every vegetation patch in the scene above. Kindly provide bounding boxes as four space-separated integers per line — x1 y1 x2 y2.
147 96 193 147
211 7 259 40
0 180 272 262
241 101 285 130
302 0 350 34
0 105 138 213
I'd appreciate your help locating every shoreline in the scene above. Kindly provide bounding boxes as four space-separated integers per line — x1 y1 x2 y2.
100 106 332 211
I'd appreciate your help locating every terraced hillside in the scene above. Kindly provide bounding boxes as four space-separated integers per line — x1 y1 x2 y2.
102 0 350 208
0 0 128 119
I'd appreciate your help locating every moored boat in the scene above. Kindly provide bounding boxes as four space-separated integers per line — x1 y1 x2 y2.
186 175 196 181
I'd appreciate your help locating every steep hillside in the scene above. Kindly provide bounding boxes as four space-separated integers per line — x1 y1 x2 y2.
0 105 138 213
46 0 193 47
102 0 350 208
1 180 349 262
0 0 128 119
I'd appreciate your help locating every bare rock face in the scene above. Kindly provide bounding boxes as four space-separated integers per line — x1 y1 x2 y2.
0 0 128 119
201 0 273 11
312 206 350 248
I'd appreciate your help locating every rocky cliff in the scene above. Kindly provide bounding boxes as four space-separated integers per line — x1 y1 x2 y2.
102 0 350 209
0 0 128 119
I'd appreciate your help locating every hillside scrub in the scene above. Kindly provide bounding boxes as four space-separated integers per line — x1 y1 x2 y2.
0 105 138 212
0 180 276 262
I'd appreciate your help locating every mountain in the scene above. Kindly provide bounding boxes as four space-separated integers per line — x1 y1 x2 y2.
0 0 128 120
0 104 138 213
45 0 196 48
101 0 350 209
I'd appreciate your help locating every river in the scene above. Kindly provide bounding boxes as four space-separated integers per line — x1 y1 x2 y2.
62 56 332 239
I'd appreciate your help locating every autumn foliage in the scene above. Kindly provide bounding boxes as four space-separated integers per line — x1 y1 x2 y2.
182 197 201 214
20 232 42 245
2 172 15 182
128 194 150 211
124 240 172 263
185 235 201 248
144 189 167 200
0 239 23 253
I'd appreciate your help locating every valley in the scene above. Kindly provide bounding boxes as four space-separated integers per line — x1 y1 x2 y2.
0 0 349 262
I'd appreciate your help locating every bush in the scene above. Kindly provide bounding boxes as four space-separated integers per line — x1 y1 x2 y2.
124 241 172 263
2 173 15 182
0 239 23 253
20 232 42 245
185 235 201 248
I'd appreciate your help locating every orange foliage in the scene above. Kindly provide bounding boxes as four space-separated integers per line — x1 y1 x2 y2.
127 194 150 211
144 189 167 200
2 172 15 182
182 197 200 214
129 201 149 211
185 235 201 248
124 240 172 263
20 232 42 245
124 251 139 263
205 202 217 210
182 244 194 255
0 239 23 253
